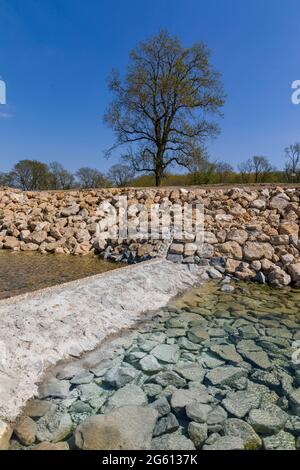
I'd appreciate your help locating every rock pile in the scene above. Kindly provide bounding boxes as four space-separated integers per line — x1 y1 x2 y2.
1 186 300 287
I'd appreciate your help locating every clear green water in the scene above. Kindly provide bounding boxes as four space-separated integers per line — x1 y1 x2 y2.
16 280 300 450
0 250 120 300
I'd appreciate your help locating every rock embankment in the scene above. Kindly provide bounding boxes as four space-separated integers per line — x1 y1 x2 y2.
0 186 300 287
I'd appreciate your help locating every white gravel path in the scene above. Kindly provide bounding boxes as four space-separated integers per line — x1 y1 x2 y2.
0 260 207 421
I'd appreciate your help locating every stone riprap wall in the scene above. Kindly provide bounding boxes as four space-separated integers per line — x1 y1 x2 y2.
1 186 300 287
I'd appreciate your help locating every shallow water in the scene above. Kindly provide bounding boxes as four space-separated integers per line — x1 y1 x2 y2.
14 279 300 450
0 250 120 299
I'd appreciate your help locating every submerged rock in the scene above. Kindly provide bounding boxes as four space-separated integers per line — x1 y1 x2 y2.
206 366 247 386
104 384 147 412
203 435 244 450
75 405 158 450
151 431 195 450
224 418 261 449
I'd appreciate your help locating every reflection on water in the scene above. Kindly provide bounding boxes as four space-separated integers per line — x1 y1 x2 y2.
0 251 120 300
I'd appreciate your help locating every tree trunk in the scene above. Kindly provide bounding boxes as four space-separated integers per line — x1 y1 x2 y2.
155 171 163 186
155 151 164 186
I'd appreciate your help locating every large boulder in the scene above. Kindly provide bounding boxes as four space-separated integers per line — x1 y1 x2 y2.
104 384 147 412
216 241 242 260
14 416 37 446
243 242 274 261
269 194 290 211
75 405 158 450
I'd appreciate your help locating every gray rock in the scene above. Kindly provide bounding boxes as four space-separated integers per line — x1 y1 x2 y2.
240 350 272 370
152 344 180 364
263 430 295 450
138 340 159 353
187 326 209 344
38 378 70 399
206 366 247 386
237 339 262 352
153 413 179 436
266 327 292 340
198 352 225 369
289 389 300 415
70 400 93 414
150 397 171 417
284 415 300 436
166 318 188 329
250 370 280 390
248 408 286 435
155 371 186 388
166 254 183 263
171 387 211 414
204 432 221 445
143 383 162 397
61 204 80 216
210 344 243 364
125 350 147 364
139 355 162 373
207 406 228 427
238 324 259 340
166 328 186 338
220 284 235 292
178 337 201 351
70 371 94 385
188 422 208 449
151 431 195 450
186 403 212 423
75 405 158 450
36 409 73 443
203 436 244 450
222 390 261 418
104 366 138 388
104 384 147 412
224 418 261 449
174 362 206 382
78 383 103 402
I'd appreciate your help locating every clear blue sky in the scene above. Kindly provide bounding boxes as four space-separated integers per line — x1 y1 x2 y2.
0 0 299 174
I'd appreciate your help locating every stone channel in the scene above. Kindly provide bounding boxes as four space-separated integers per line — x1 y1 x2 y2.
7 278 300 451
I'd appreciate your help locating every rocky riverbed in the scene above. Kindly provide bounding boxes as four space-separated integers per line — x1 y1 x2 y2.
8 279 300 450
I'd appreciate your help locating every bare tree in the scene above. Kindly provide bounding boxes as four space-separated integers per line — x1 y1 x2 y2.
76 167 107 189
49 162 75 189
252 156 272 183
104 30 225 186
9 159 51 190
285 143 300 182
238 158 253 183
215 161 233 183
107 164 134 187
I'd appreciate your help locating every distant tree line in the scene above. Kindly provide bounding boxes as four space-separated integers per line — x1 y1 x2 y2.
0 160 135 190
0 144 299 191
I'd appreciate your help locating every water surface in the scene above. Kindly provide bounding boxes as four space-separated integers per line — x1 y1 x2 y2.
0 250 120 300
16 280 300 450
